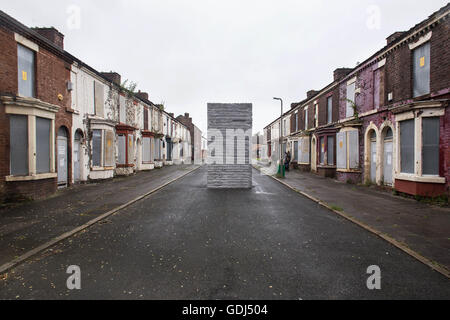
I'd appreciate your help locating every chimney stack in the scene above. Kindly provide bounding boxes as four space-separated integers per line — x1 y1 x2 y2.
101 72 121 86
333 68 353 82
386 31 406 45
307 90 319 99
135 90 149 101
32 27 64 49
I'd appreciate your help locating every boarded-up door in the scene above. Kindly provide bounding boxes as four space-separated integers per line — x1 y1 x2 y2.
371 141 377 183
57 127 68 186
74 132 81 182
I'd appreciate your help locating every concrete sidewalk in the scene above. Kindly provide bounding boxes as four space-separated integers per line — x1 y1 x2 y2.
0 165 199 267
255 164 450 275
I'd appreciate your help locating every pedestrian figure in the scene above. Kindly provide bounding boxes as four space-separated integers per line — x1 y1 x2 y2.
284 151 291 172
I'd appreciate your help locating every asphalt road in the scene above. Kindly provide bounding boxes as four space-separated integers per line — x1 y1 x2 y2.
1 167 449 299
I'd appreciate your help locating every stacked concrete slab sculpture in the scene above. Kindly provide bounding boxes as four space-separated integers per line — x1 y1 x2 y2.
207 103 253 189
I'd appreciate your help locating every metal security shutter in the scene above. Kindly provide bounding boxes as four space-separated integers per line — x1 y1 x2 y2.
373 68 381 109
348 130 359 169
104 130 114 166
400 120 415 173
327 136 334 165
143 137 151 163
422 117 439 175
413 42 430 98
36 117 51 174
92 130 102 167
94 81 104 117
17 44 35 97
337 132 347 169
9 115 28 175
117 135 126 165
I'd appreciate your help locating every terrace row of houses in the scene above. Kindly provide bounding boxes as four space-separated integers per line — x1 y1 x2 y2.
0 11 201 203
264 4 450 197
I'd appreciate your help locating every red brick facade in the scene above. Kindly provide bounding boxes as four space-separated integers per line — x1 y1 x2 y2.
0 20 73 202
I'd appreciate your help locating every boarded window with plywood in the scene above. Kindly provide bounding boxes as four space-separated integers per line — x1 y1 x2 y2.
94 81 104 117
413 42 430 98
9 115 28 175
104 130 114 167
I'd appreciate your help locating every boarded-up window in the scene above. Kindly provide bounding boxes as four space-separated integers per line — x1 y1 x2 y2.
400 119 415 174
299 137 310 164
422 117 439 175
143 137 151 163
327 136 335 165
413 42 430 98
92 130 102 167
327 97 332 124
319 137 325 165
119 95 126 124
154 138 161 159
348 130 359 169
337 131 347 169
127 135 134 164
17 44 35 97
10 115 28 175
94 81 104 117
36 117 51 174
117 135 126 165
104 130 114 167
143 107 148 130
373 68 381 109
346 82 356 118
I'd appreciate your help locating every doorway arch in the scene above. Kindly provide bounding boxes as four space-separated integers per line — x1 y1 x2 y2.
364 124 379 185
380 122 395 186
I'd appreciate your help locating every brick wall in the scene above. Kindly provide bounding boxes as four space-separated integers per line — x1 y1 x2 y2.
0 24 72 202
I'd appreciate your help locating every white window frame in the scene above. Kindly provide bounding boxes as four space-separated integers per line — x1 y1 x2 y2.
2 97 57 181
336 127 360 172
346 77 357 118
394 107 445 184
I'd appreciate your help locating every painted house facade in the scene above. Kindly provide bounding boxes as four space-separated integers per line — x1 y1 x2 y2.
264 4 450 197
0 10 193 202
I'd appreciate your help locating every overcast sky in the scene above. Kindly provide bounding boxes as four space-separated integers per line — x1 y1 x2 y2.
1 0 447 135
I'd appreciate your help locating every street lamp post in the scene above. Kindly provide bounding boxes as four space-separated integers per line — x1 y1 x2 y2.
273 97 284 177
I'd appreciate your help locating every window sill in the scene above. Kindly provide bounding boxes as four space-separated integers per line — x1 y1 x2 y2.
91 167 114 171
395 174 445 184
336 169 362 173
5 173 57 182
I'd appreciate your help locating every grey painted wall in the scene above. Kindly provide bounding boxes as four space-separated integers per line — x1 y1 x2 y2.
207 103 253 189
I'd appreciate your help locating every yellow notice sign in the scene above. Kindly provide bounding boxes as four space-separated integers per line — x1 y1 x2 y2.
339 141 343 149
420 57 425 67
22 71 27 81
